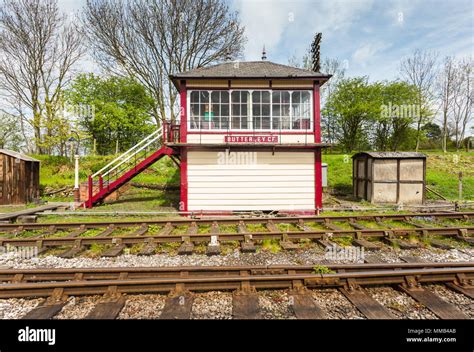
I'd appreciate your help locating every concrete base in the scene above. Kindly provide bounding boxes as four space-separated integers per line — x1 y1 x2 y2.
178 242 195 255
206 244 221 256
17 215 38 223
241 242 256 253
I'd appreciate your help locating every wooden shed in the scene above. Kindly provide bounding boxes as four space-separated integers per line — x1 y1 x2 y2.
352 152 427 205
0 149 40 205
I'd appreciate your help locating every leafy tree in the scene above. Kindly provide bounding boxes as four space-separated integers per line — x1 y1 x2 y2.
374 81 421 151
323 77 381 152
64 74 156 155
0 113 23 150
422 122 442 140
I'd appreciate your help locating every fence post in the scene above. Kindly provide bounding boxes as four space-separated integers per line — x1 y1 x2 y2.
458 171 463 200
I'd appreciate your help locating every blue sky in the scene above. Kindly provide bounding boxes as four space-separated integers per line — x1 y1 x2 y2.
230 0 473 80
59 0 473 81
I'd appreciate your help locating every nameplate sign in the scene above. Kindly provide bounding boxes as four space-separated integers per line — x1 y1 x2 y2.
224 136 278 143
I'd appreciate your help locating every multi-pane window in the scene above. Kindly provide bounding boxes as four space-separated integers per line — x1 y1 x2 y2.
190 91 209 129
191 91 230 129
211 91 229 129
189 90 312 130
272 91 290 130
231 91 250 129
291 91 311 130
252 91 271 129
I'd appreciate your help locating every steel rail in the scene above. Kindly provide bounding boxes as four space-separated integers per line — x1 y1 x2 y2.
0 263 472 298
0 226 472 248
1 262 473 282
0 212 472 231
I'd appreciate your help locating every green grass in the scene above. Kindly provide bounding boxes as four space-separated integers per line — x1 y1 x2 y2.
260 239 281 253
312 265 336 274
13 150 472 208
323 151 474 201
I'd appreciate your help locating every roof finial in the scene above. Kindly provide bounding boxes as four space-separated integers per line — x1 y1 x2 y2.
225 49 232 61
261 45 267 61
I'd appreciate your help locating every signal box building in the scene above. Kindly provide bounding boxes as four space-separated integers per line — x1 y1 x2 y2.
85 60 331 214
168 61 331 213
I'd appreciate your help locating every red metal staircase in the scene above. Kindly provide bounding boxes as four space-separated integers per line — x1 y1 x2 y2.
84 127 176 208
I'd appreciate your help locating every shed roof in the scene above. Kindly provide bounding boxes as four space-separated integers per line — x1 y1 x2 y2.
170 61 332 88
352 152 427 159
0 149 40 162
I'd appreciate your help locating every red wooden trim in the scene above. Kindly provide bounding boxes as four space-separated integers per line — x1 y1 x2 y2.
87 175 93 208
173 76 329 81
179 146 325 152
315 150 323 211
184 210 317 216
186 87 313 91
88 147 175 207
187 131 313 135
180 148 188 213
180 81 187 143
313 82 321 143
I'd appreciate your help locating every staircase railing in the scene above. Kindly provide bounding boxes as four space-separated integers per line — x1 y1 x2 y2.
86 127 164 207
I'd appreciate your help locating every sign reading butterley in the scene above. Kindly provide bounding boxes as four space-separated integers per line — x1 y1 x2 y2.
224 136 279 143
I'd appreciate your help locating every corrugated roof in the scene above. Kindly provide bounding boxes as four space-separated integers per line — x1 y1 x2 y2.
352 152 427 159
170 61 331 80
0 149 40 162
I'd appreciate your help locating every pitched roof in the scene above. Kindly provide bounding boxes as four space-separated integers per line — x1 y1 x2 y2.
170 61 331 81
0 149 40 162
352 152 427 159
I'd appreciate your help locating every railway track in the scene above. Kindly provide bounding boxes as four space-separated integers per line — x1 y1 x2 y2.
0 212 474 258
1 262 473 319
0 212 472 257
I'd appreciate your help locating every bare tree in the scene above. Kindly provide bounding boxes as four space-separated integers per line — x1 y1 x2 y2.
288 50 346 148
82 0 246 125
399 49 437 151
451 57 473 149
320 58 345 147
0 0 84 154
437 56 456 152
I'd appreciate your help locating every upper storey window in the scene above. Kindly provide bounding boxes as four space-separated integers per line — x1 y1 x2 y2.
189 90 312 131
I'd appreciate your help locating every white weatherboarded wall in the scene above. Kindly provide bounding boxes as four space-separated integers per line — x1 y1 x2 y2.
188 151 315 211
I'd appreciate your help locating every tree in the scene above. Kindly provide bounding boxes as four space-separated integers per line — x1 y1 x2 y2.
436 57 456 152
422 122 442 139
323 77 381 152
0 113 23 150
288 52 347 147
82 0 246 125
320 58 346 147
64 74 156 155
374 81 423 151
399 49 437 151
451 58 473 149
0 0 84 154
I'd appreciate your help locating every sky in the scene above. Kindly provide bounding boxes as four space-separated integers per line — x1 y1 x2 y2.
58 0 474 81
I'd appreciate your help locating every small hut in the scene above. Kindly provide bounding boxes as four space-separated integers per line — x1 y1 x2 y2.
0 149 40 205
352 152 427 205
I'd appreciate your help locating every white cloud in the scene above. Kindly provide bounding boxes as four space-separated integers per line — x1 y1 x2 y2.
352 42 392 65
234 0 375 60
